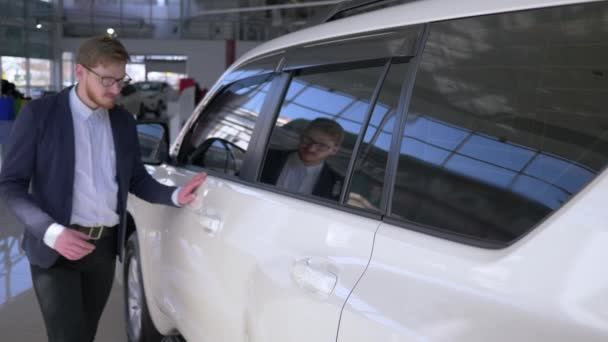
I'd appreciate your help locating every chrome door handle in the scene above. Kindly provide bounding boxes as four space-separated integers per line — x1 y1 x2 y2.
185 188 222 236
198 214 221 236
291 257 338 297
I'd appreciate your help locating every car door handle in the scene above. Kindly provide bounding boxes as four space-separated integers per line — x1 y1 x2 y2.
291 257 338 297
198 214 221 236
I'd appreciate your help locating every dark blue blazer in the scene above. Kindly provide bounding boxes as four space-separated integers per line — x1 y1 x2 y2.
0 87 176 268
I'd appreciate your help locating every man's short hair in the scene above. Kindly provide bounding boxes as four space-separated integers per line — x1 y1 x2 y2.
76 36 130 67
304 118 345 145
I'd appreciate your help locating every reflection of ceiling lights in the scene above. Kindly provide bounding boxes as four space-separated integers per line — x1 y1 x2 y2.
35 18 42 29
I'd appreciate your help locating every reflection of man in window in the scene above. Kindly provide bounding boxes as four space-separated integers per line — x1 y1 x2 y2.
261 118 344 201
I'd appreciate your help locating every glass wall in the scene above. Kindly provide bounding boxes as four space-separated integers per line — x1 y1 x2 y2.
29 58 51 97
0 0 55 97
126 54 187 89
61 0 333 41
62 52 75 88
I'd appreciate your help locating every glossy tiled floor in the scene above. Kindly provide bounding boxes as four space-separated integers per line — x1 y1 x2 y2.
0 200 127 341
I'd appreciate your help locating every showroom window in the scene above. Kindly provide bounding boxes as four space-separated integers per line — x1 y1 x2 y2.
1 57 27 94
259 62 387 202
178 74 274 175
62 52 75 87
28 58 51 97
390 2 608 245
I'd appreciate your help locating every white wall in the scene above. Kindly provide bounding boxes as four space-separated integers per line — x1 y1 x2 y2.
60 38 260 89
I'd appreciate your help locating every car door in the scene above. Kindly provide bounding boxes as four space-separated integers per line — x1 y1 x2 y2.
337 3 608 341
134 62 388 342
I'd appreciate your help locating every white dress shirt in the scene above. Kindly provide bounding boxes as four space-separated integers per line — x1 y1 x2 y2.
44 86 181 248
276 152 324 196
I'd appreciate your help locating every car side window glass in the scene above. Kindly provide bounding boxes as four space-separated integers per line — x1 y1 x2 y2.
346 62 409 212
178 74 273 175
260 64 387 202
390 2 608 244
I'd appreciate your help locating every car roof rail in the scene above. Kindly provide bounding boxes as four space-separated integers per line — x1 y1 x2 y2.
323 0 418 23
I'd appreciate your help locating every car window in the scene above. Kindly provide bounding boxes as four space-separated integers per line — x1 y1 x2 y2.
178 74 274 175
346 62 409 212
259 63 387 202
390 2 608 245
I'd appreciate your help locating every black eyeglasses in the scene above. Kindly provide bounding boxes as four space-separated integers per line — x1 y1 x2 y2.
300 135 333 152
82 65 132 88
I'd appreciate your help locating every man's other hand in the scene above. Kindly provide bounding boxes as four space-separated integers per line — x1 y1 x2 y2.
178 172 207 206
54 229 95 261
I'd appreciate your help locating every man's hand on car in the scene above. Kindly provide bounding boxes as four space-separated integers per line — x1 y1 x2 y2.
178 172 207 206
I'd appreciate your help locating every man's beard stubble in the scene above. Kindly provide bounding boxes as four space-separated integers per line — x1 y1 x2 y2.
85 83 115 110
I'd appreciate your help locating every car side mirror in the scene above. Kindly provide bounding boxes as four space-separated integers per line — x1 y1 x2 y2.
136 122 169 165
188 138 244 175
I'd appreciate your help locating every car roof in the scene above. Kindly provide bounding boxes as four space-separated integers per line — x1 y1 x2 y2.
232 0 598 71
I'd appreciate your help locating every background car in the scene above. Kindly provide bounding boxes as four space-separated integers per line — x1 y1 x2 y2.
115 83 143 118
133 81 176 118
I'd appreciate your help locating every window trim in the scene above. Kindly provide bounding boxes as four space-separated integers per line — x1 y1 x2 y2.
384 24 431 216
240 72 293 182
339 59 392 207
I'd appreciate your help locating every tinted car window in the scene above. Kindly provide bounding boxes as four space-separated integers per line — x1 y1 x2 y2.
260 63 387 202
391 2 608 244
347 62 409 212
178 74 273 175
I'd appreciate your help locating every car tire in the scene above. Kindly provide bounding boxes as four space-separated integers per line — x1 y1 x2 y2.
124 233 164 342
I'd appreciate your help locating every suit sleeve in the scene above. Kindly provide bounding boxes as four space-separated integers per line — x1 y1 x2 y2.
0 103 55 240
127 117 178 206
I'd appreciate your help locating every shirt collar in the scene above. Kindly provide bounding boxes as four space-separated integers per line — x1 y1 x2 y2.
69 84 105 120
287 152 324 173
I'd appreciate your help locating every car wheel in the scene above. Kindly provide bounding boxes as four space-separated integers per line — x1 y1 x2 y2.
124 233 163 342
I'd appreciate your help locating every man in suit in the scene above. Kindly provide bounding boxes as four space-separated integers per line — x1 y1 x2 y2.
261 118 344 201
0 36 205 342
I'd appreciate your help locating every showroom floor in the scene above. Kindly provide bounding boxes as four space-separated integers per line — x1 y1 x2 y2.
0 199 127 341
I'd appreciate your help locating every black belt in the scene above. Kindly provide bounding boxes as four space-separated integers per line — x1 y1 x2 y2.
71 224 116 240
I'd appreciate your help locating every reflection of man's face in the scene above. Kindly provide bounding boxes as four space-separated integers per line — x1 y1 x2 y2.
298 129 340 166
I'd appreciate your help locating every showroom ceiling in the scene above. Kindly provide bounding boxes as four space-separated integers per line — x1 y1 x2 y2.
61 0 343 40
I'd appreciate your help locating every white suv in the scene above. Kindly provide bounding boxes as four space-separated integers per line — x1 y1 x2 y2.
124 0 608 341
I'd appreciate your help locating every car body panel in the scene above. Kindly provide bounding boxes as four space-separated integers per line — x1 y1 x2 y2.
338 169 608 341
130 164 379 341
125 0 608 340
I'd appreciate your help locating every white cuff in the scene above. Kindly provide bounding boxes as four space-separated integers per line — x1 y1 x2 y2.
43 223 66 249
172 187 182 207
